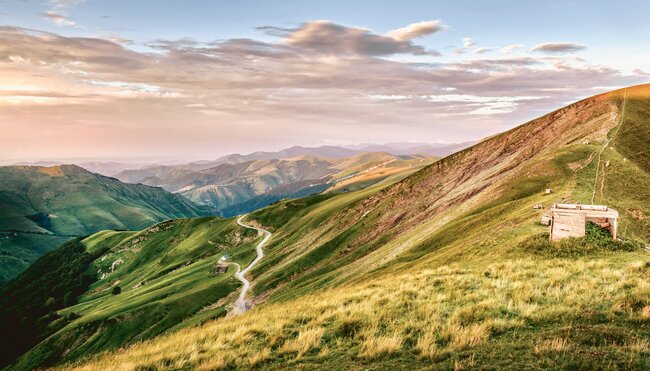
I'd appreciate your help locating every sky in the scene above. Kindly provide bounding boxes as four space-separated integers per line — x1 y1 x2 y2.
0 0 649 162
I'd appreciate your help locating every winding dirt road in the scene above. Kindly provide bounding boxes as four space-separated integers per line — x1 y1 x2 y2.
231 214 272 315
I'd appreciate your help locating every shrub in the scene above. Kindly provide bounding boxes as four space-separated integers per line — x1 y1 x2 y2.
520 223 641 258
112 285 122 295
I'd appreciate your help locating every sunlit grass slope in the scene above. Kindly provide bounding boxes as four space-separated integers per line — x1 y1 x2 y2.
59 85 650 369
68 256 649 370
6 217 261 370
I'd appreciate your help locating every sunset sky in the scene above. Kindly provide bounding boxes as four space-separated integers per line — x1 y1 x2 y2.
1 0 648 162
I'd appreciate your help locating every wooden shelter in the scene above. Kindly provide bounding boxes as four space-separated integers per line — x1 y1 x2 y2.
549 204 618 241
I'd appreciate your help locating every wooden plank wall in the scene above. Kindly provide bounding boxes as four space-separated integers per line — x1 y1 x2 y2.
551 211 586 241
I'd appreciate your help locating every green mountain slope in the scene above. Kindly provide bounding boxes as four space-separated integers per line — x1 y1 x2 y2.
0 164 211 283
5 85 650 370
0 217 261 369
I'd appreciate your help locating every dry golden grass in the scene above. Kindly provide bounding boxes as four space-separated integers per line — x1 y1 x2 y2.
359 333 403 358
280 327 324 357
247 347 271 366
64 256 649 370
627 338 649 353
415 329 439 359
441 323 490 350
534 337 570 354
640 305 650 321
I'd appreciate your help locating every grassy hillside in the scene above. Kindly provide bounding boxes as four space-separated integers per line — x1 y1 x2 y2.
2 217 261 369
62 85 650 370
0 164 211 284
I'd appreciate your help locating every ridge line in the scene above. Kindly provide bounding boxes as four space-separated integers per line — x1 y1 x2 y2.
591 89 627 204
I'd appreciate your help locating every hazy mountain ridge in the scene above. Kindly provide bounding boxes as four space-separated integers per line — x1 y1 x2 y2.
116 152 437 213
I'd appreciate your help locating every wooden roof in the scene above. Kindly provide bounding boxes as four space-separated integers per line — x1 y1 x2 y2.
550 204 618 219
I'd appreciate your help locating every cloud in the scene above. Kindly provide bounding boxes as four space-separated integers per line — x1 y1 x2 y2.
368 93 545 115
531 42 586 54
462 38 477 48
280 20 441 56
42 11 76 27
387 20 447 41
456 38 488 54
48 0 86 9
474 47 492 54
43 0 85 27
107 35 133 45
0 24 646 160
500 44 524 54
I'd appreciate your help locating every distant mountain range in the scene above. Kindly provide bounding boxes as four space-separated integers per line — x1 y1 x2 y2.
114 152 436 214
11 161 152 177
107 142 472 213
11 142 472 177
340 141 475 156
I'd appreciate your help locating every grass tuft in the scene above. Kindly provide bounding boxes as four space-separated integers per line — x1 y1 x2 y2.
534 337 570 354
280 327 324 357
359 333 403 359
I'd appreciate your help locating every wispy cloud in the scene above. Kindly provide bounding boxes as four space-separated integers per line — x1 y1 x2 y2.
474 47 492 54
0 22 645 159
500 44 524 54
387 20 447 41
263 20 443 56
462 38 477 48
531 42 586 54
42 11 75 27
42 0 85 27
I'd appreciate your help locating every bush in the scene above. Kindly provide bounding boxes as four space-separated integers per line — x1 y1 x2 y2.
521 223 641 258
112 286 122 295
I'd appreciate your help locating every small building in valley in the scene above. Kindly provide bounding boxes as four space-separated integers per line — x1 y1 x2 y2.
549 204 619 241
215 264 229 274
